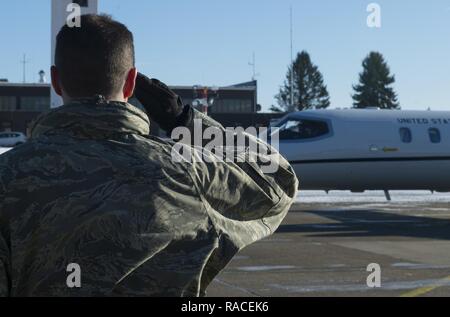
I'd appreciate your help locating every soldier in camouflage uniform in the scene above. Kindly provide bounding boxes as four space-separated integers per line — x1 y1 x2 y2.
0 15 298 296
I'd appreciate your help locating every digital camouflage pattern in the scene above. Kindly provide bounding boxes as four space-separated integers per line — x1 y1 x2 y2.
0 98 298 297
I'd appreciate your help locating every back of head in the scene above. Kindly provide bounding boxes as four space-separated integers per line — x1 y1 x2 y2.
55 14 135 99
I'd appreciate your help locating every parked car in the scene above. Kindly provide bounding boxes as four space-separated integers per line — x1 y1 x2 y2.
0 132 27 147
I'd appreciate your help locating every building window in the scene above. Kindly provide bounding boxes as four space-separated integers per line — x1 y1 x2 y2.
213 99 252 113
278 119 330 140
429 128 441 143
399 127 412 143
20 97 50 111
0 96 17 111
73 0 88 7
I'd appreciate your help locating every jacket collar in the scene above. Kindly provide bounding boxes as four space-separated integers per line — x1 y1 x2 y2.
30 97 150 139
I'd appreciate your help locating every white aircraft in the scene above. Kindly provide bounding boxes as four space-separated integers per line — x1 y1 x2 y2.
271 109 450 200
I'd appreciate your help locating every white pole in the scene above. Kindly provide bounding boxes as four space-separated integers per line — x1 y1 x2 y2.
290 6 294 112
50 0 99 108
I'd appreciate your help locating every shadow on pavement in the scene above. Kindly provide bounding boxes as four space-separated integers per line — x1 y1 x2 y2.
278 209 450 240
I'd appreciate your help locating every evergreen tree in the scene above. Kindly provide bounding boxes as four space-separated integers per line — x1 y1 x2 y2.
275 51 330 112
352 52 400 109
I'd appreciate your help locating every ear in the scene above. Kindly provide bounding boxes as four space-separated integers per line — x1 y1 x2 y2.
51 66 63 97
123 68 137 100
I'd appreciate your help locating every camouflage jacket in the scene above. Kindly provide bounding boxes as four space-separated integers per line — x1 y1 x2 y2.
0 99 298 297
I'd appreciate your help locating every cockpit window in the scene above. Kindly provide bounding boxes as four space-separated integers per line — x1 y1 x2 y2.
277 119 330 140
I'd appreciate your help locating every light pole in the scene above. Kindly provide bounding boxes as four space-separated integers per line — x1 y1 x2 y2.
21 54 29 83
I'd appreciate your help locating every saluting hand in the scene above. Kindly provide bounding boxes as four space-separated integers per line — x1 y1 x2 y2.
134 72 192 133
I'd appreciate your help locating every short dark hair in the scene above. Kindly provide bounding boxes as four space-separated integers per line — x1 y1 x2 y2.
55 14 135 98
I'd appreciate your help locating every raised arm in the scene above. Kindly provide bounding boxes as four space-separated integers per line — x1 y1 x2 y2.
134 73 298 242
187 110 298 227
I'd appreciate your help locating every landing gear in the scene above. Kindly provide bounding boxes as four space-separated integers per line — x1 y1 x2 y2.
384 190 391 201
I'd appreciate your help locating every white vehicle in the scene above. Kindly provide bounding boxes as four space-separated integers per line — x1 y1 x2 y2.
272 109 450 199
0 132 27 147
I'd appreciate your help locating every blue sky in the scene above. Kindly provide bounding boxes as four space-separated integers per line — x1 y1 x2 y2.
0 0 449 111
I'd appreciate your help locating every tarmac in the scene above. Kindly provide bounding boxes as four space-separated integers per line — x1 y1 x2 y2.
207 198 450 297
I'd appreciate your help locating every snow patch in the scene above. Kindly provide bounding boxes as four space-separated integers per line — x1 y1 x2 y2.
297 190 450 203
0 147 12 155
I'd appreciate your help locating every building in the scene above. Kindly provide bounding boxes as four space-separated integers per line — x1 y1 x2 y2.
185 80 259 114
0 80 283 136
129 80 259 115
0 82 50 134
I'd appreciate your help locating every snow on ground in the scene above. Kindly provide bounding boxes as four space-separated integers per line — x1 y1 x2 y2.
297 190 450 204
0 147 12 155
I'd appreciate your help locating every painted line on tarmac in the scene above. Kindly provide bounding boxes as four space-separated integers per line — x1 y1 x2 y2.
400 275 450 297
